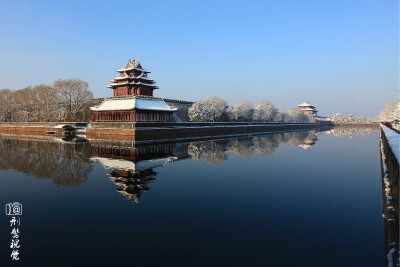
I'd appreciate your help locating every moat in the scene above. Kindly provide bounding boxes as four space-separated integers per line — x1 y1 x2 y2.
0 127 386 266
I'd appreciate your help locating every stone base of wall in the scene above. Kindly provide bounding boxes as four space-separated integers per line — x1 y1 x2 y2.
91 121 334 129
0 126 58 136
333 123 379 128
0 122 87 127
0 123 334 142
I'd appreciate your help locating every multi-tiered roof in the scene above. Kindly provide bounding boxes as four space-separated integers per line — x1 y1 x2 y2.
108 58 158 97
297 101 317 115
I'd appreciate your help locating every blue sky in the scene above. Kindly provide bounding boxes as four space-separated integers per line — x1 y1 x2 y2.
0 0 398 116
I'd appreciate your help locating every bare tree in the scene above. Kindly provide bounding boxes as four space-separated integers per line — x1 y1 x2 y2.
34 84 58 122
0 89 15 122
14 87 39 122
54 79 93 121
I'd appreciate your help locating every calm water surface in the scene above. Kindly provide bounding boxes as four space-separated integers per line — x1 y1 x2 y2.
0 128 384 266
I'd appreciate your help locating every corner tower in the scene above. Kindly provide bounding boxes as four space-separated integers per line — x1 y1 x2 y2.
108 58 159 97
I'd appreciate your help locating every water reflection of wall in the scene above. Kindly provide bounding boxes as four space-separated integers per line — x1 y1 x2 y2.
0 130 320 198
0 135 92 186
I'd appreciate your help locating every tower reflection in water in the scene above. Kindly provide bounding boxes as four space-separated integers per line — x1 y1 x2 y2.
91 144 184 204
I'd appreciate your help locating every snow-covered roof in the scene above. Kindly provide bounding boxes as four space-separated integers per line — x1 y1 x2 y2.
111 76 153 82
116 67 150 73
90 156 178 171
315 116 331 121
140 77 153 81
113 76 129 80
109 82 129 86
297 101 315 108
135 98 176 111
137 82 157 87
90 97 177 112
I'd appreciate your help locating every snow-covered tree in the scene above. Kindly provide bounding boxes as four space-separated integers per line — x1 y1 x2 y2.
188 102 213 122
285 109 311 123
253 100 278 122
228 139 254 158
274 108 291 122
202 96 228 122
379 100 400 123
228 101 254 121
332 113 373 123
188 96 227 122
188 141 227 166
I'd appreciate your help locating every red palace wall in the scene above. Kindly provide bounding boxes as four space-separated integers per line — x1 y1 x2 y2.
94 110 173 122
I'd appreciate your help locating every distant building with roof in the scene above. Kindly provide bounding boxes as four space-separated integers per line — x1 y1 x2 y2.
297 101 318 116
297 101 333 124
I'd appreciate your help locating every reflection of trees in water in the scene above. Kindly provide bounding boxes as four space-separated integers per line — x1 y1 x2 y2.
252 131 316 157
0 137 92 186
228 138 254 158
331 127 373 138
188 131 318 165
253 135 277 157
188 141 228 166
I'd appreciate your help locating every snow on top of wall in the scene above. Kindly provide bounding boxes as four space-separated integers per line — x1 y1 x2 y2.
381 124 400 163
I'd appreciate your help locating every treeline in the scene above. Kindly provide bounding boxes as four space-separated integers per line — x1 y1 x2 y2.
0 79 93 122
188 96 312 123
332 100 399 124
332 113 373 123
0 137 92 186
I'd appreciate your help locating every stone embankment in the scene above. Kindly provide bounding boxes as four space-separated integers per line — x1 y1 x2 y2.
0 122 87 135
380 124 399 266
